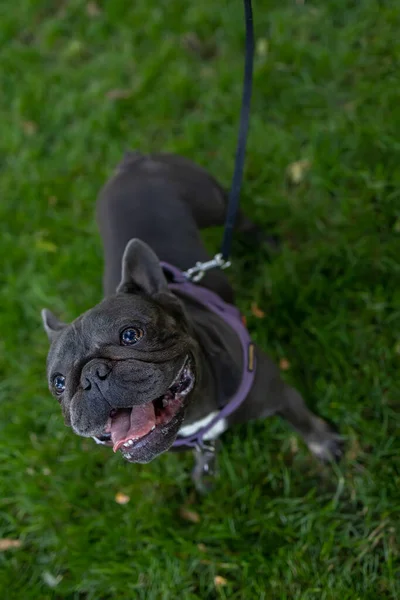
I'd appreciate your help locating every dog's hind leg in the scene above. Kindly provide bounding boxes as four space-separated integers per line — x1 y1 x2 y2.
235 349 343 462
275 385 344 462
128 152 271 238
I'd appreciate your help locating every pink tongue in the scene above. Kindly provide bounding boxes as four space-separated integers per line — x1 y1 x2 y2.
110 404 156 452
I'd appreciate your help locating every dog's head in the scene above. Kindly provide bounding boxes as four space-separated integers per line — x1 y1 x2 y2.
42 239 198 463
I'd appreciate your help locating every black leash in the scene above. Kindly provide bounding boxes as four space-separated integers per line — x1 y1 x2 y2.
221 0 254 261
184 0 254 281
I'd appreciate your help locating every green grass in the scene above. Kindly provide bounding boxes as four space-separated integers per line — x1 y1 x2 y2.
0 0 399 597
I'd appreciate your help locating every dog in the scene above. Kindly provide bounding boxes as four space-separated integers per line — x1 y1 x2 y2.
42 152 342 491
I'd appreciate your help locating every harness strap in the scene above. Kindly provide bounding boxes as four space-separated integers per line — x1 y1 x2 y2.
161 263 256 449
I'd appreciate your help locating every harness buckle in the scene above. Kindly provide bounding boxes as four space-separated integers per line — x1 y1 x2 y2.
183 253 231 283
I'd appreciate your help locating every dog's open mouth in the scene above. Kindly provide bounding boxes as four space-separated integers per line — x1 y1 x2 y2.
105 357 194 456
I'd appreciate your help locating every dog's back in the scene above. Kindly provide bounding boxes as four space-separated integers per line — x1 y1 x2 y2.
97 152 233 299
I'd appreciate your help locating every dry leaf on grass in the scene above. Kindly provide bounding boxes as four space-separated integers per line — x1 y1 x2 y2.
106 89 132 100
289 435 299 454
346 438 362 461
35 238 57 253
200 66 214 79
22 121 37 136
279 358 290 371
343 101 357 113
64 40 85 59
251 303 265 319
0 539 22 551
181 33 203 55
286 159 311 184
179 508 200 523
86 2 101 17
42 572 63 588
181 33 217 60
214 575 228 587
115 492 130 505
256 38 268 58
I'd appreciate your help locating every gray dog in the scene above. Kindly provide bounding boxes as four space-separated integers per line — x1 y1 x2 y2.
42 152 342 491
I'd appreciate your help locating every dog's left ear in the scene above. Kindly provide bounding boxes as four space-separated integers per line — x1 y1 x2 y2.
117 238 168 296
41 309 68 343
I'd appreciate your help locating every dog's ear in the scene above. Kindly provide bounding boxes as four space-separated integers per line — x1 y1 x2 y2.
117 239 168 296
41 309 67 342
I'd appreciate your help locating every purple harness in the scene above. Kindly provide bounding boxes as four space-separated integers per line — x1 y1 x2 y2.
161 262 256 449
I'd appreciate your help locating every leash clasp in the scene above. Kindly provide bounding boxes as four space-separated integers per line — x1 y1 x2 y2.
192 440 218 492
183 253 231 282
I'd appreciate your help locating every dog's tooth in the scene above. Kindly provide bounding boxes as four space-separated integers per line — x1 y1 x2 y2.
123 442 130 448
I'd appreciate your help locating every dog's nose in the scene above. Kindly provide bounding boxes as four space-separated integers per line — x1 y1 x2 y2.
82 362 112 390
96 362 112 380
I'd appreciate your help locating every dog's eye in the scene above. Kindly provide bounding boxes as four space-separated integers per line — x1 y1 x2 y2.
120 327 144 346
53 374 66 394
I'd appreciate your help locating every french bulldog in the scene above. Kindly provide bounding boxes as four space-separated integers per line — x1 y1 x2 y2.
42 152 342 491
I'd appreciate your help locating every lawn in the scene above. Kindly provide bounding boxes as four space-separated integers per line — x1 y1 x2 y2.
0 0 399 598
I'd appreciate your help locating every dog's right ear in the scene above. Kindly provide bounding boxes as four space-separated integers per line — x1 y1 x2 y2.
41 309 67 343
117 239 168 296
